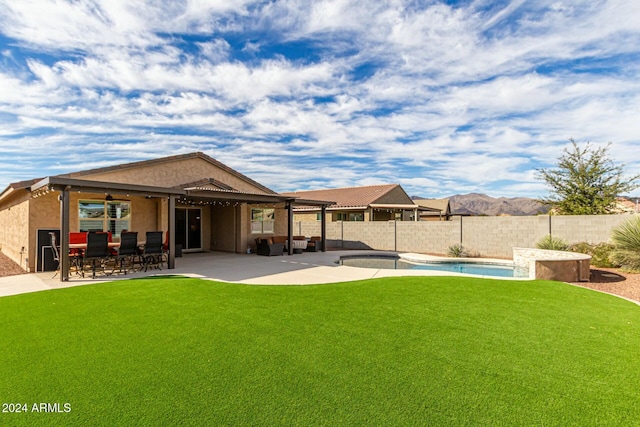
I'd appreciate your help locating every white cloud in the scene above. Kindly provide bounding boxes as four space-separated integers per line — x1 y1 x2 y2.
1 0 640 198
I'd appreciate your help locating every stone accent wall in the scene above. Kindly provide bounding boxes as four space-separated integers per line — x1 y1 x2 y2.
513 247 591 281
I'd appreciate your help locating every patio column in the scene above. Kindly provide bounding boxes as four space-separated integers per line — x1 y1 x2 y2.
59 186 70 281
167 195 176 269
287 201 293 255
321 205 327 252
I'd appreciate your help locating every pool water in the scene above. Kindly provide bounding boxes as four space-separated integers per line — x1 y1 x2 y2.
339 256 529 278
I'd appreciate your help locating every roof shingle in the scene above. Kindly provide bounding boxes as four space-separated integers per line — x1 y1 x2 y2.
282 184 407 209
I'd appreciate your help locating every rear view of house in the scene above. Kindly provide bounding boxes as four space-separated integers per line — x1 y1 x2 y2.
0 152 329 276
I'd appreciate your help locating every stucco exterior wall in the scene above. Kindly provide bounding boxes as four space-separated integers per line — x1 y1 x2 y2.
211 205 236 252
74 157 268 194
376 185 413 204
241 205 288 252
0 192 31 270
294 212 320 222
28 192 62 272
25 192 165 271
238 204 249 253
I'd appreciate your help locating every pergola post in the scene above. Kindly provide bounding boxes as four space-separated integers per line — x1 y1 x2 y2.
59 187 70 281
321 205 327 252
287 201 293 255
167 195 176 269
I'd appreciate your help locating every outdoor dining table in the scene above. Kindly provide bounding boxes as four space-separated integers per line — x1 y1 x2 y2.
68 242 121 250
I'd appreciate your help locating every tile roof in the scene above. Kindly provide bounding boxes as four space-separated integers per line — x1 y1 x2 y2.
282 184 405 209
413 198 451 213
178 178 235 191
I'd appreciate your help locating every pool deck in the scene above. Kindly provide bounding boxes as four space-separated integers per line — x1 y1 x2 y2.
0 250 523 298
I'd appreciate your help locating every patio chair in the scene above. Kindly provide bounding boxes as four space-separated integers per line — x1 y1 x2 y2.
306 236 323 252
116 231 139 274
82 232 112 279
69 231 87 258
255 238 284 256
142 231 166 271
49 232 60 278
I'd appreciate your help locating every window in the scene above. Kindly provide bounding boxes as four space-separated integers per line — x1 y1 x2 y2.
335 212 364 221
79 200 131 237
316 212 323 221
251 208 275 234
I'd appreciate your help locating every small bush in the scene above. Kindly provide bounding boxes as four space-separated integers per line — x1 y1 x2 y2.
569 242 618 268
611 250 640 273
446 245 481 258
611 216 640 272
448 244 467 258
536 235 569 251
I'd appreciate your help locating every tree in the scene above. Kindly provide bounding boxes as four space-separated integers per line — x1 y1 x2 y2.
536 139 639 215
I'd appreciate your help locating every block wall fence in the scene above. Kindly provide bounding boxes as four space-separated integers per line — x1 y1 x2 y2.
293 214 635 259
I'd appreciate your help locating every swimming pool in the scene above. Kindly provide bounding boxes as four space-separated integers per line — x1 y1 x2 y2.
339 255 530 278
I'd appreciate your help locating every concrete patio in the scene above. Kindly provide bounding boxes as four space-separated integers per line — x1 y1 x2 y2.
0 250 466 298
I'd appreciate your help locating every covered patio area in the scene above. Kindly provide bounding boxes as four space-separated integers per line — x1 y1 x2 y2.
30 176 333 282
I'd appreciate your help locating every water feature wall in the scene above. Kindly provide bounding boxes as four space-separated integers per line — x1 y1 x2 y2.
512 247 591 282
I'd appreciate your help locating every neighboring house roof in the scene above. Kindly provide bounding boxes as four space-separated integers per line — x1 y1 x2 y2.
611 197 638 214
282 184 415 210
413 198 451 215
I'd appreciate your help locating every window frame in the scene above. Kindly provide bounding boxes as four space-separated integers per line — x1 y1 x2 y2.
78 199 131 238
251 208 275 234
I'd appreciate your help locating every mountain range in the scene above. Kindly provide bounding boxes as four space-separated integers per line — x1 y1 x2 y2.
415 193 549 216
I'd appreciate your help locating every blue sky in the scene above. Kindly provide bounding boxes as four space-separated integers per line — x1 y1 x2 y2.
1 0 639 198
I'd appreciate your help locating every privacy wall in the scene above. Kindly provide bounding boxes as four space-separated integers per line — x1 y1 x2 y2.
295 214 634 258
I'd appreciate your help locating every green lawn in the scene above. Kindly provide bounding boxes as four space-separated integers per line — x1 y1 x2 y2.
1 276 639 426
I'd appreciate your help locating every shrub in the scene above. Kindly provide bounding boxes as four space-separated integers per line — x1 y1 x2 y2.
446 245 481 258
611 216 640 272
447 244 467 258
536 235 569 251
568 242 618 268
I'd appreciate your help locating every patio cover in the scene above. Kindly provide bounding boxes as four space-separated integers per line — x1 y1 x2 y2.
31 176 334 278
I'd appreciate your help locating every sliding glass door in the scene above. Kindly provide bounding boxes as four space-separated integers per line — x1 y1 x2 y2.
176 208 202 252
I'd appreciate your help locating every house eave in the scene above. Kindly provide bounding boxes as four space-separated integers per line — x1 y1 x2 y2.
31 177 186 198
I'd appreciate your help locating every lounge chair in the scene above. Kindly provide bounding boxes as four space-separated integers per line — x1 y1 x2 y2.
256 238 284 256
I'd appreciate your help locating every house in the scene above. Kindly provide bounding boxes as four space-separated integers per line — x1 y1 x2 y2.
0 152 331 279
281 184 438 222
413 198 452 221
612 197 639 214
